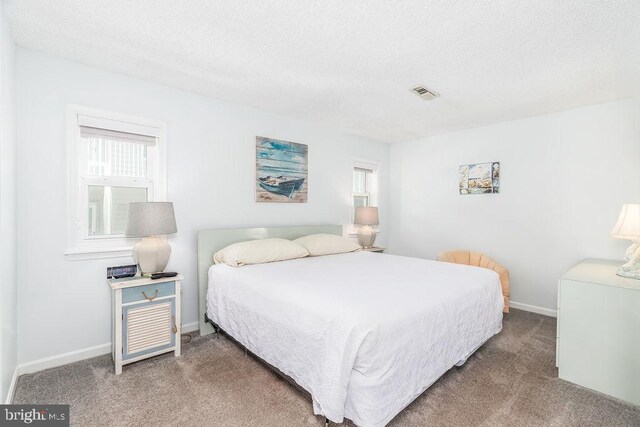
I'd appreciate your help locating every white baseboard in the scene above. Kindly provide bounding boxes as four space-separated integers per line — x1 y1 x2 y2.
16 321 201 376
17 342 112 375
4 367 19 404
183 321 199 332
510 300 557 317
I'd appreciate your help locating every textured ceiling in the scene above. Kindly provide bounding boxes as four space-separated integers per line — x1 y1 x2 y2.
6 0 640 143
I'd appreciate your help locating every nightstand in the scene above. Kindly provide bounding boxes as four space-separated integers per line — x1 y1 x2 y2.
557 259 640 406
108 274 182 374
362 247 385 253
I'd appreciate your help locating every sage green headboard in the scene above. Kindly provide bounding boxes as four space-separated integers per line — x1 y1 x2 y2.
197 225 343 336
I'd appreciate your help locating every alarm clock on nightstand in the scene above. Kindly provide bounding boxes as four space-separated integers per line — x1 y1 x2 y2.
107 264 138 279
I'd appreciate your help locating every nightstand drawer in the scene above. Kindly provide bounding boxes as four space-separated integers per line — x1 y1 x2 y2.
122 281 175 303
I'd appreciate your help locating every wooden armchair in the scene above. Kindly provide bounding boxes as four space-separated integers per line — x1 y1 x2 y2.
437 250 510 313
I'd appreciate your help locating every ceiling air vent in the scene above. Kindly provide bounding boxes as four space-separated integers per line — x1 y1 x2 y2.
411 86 439 101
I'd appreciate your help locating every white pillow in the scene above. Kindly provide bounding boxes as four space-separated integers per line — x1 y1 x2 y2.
213 238 309 266
293 233 360 256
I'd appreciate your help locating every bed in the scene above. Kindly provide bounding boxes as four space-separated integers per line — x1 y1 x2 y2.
198 225 504 427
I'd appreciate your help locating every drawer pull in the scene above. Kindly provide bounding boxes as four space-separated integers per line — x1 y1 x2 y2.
172 315 178 334
142 290 158 301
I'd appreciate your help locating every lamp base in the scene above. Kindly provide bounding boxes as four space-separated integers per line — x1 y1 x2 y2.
617 266 640 280
357 226 377 249
617 240 640 280
133 236 171 276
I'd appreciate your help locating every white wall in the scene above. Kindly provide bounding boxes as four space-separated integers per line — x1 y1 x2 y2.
0 2 17 402
389 97 640 312
16 49 390 365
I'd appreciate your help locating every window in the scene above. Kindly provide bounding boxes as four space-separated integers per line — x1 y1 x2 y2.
351 160 379 228
66 106 166 259
353 167 373 209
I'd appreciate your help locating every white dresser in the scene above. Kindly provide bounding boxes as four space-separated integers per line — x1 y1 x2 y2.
557 259 640 406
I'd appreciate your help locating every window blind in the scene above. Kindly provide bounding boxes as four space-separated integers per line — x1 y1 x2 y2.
78 114 159 145
354 166 373 173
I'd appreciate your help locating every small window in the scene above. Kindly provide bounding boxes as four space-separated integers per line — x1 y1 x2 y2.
353 167 372 209
82 130 152 237
351 160 379 225
66 106 166 259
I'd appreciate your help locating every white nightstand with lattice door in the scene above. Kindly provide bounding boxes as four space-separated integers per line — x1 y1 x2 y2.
108 275 182 374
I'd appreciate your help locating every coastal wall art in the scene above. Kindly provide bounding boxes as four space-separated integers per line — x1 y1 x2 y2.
459 162 500 194
256 136 308 203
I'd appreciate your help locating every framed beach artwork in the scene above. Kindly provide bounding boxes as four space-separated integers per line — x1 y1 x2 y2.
256 136 308 203
459 162 500 195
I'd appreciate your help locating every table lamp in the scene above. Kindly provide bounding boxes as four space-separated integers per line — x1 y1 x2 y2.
354 206 379 248
610 203 640 279
126 202 177 276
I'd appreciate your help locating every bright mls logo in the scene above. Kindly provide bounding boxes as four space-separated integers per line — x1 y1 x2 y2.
1 405 69 426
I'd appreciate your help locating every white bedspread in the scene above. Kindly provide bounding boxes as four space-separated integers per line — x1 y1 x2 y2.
206 252 503 427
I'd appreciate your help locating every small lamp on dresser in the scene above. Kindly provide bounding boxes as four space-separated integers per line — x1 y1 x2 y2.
126 202 177 276
610 203 640 279
354 206 379 248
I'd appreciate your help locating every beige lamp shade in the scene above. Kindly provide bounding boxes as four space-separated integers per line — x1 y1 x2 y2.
610 204 640 240
126 202 177 237
354 206 379 226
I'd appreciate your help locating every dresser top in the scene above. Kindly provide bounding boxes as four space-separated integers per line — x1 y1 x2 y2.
561 259 640 291
108 274 183 290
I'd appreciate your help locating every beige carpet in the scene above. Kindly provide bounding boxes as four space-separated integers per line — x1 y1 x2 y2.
13 309 640 426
